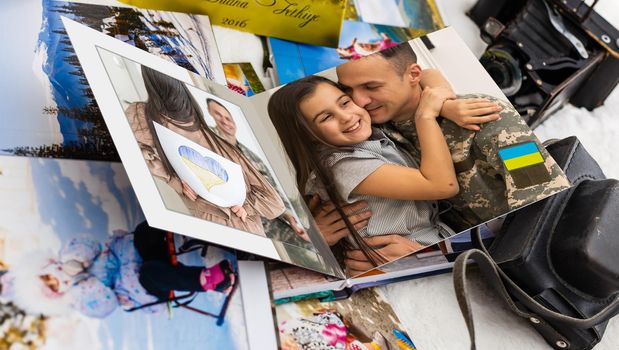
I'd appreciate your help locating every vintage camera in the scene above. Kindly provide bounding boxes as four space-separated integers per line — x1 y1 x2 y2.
468 0 619 127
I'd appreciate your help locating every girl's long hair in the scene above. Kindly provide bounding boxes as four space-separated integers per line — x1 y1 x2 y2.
141 65 216 177
267 75 386 268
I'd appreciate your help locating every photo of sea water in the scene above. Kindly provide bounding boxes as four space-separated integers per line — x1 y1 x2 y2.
1 0 224 161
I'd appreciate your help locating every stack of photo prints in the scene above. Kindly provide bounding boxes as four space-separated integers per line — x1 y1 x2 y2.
1 1 572 349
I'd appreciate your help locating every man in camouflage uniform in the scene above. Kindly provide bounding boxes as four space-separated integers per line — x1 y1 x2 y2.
336 43 570 233
205 99 313 247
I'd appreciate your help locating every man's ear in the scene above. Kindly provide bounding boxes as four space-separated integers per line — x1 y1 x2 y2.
406 64 423 86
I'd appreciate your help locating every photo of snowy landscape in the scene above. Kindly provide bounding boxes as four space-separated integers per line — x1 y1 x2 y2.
0 156 249 349
1 0 224 161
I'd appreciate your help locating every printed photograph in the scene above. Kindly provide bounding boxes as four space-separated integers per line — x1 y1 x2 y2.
351 0 444 29
0 156 250 349
265 27 571 276
1 0 224 162
275 288 415 350
223 63 266 97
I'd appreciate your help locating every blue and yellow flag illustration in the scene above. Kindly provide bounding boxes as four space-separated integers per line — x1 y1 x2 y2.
498 142 545 171
499 141 551 188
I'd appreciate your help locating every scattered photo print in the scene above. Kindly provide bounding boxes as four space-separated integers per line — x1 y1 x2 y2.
1 0 224 161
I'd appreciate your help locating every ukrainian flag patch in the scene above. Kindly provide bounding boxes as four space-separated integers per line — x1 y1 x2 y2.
499 142 544 170
499 141 550 188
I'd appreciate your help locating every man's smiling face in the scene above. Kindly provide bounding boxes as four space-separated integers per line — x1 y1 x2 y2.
208 101 237 138
336 55 420 124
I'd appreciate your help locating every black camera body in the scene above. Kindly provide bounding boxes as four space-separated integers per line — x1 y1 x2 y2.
468 0 619 128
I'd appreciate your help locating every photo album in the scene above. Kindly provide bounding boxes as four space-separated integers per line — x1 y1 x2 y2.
62 16 571 291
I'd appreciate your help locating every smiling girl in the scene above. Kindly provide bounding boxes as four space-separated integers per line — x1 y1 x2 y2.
268 75 458 268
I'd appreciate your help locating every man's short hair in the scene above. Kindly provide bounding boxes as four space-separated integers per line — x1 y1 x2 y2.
377 43 417 76
206 98 226 110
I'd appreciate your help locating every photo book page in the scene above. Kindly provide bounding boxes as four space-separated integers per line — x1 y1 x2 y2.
269 19 434 85
349 0 444 29
64 17 571 281
275 287 417 350
251 26 571 281
64 17 343 278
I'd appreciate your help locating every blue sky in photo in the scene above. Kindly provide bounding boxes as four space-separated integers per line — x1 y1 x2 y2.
28 157 242 349
270 20 405 84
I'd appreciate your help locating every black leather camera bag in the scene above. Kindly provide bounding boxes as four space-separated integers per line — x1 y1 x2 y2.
453 136 619 349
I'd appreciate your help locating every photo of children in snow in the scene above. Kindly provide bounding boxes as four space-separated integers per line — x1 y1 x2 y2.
0 156 249 349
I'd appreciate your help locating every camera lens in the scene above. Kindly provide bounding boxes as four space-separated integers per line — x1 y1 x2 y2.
480 46 522 97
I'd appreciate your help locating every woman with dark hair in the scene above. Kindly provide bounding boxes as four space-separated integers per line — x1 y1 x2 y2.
125 65 285 236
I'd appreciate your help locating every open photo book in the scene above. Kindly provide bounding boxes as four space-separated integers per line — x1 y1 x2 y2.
63 17 571 286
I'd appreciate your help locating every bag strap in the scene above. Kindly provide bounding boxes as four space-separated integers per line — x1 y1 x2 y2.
453 227 619 349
